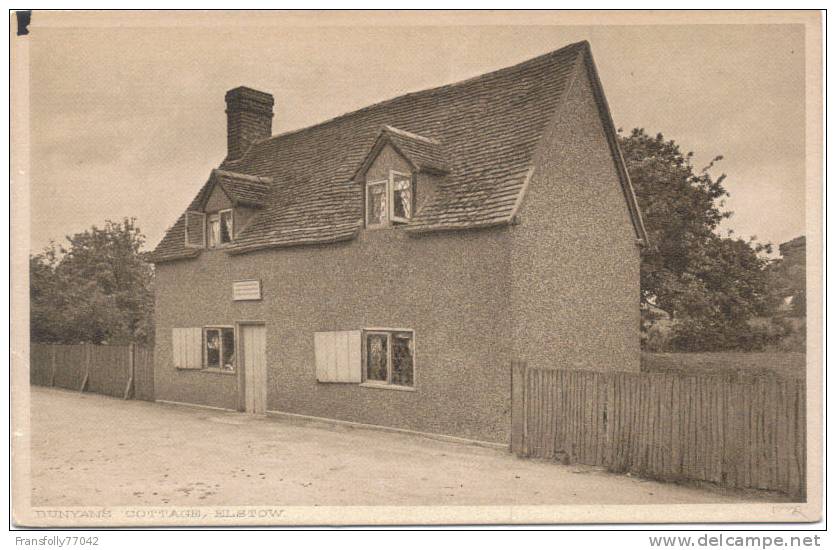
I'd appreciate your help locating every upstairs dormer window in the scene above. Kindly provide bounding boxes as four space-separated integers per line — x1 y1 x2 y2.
366 170 414 228
185 208 233 249
208 209 233 248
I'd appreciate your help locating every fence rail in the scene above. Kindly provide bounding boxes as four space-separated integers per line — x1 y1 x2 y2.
30 343 154 401
511 363 806 499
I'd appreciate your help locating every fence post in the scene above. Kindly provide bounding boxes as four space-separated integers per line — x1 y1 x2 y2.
510 360 527 456
49 345 57 387
124 343 135 400
79 344 90 393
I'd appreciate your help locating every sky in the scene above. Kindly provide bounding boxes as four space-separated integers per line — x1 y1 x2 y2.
25 15 807 255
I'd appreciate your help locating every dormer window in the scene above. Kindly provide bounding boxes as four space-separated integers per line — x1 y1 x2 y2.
186 208 234 249
366 170 414 228
181 169 270 251
353 127 447 231
208 209 234 247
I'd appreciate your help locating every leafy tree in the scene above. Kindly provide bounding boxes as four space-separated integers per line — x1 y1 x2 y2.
30 218 154 345
619 128 774 351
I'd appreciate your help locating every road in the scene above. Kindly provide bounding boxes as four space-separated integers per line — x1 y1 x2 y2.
29 386 769 507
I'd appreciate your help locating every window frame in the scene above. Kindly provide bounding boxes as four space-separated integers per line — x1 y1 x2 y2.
361 327 416 390
365 179 389 229
207 213 220 248
207 208 234 248
389 170 414 224
365 170 415 228
203 325 236 374
219 208 234 245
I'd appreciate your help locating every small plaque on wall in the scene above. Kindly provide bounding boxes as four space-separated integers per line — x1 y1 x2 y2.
233 280 261 301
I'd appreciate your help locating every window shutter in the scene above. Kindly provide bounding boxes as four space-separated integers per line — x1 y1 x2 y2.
315 330 362 382
172 327 203 369
185 211 206 248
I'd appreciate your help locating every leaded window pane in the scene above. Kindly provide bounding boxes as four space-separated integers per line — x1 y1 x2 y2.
391 333 414 387
205 329 221 368
208 215 220 247
365 333 388 382
392 175 412 220
220 211 233 244
221 328 235 371
367 182 387 226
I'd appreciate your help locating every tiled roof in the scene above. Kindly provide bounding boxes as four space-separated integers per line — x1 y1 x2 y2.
352 126 449 180
149 40 645 262
212 169 271 208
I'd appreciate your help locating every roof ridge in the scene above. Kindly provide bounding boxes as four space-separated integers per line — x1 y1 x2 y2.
212 168 272 184
382 125 440 145
247 41 588 150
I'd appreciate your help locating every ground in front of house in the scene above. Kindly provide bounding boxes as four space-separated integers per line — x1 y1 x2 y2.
29 387 776 507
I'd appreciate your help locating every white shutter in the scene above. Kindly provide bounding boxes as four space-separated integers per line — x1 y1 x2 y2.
185 211 206 248
315 330 362 382
172 327 203 369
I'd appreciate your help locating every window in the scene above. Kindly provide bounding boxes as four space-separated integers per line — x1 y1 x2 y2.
365 332 388 382
205 327 235 371
365 171 414 227
207 214 220 247
366 181 388 227
391 172 413 223
207 209 233 248
363 330 414 387
220 210 233 243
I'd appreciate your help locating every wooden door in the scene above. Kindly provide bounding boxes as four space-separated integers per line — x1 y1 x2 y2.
241 324 267 414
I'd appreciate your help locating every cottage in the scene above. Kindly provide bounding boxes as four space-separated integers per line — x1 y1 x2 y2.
148 41 647 444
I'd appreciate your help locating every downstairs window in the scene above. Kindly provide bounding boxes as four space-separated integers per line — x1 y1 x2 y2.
205 327 235 371
364 330 414 387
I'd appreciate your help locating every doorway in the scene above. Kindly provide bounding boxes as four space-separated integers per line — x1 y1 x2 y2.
238 323 266 414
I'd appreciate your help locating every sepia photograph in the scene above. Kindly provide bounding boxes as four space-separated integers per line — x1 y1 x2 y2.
9 9 823 529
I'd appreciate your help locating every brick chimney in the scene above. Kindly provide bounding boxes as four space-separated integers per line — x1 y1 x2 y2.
224 86 274 161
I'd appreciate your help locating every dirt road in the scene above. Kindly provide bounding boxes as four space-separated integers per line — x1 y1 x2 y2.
29 387 767 507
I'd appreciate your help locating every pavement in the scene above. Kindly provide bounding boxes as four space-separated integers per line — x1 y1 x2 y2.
28 386 773 507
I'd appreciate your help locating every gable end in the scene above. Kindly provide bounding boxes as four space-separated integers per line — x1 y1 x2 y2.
579 43 648 244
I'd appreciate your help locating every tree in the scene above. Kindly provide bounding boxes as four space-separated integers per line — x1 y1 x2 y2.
619 128 774 351
30 218 155 345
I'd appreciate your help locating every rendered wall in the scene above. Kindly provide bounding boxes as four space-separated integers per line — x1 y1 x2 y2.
509 62 641 373
154 226 515 443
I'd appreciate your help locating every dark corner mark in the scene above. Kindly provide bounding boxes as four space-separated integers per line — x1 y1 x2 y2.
16 10 31 36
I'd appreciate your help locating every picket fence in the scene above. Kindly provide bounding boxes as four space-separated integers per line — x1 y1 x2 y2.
30 343 154 401
510 363 806 499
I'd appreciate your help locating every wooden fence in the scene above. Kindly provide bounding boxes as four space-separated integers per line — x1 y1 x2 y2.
30 343 154 401
510 363 806 499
